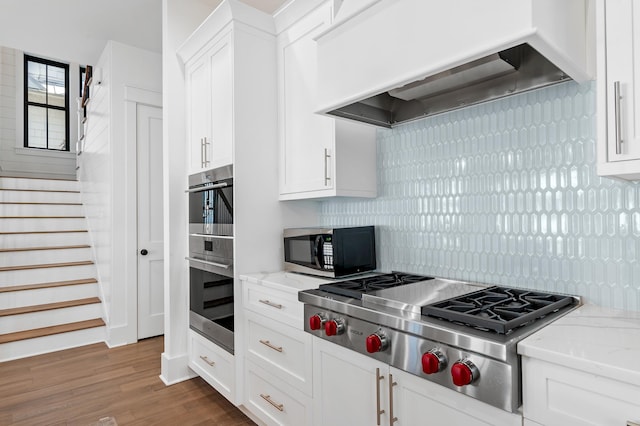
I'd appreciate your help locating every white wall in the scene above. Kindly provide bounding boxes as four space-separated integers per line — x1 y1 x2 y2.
79 40 162 347
0 45 77 179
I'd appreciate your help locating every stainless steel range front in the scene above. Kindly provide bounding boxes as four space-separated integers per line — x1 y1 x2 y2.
298 272 579 413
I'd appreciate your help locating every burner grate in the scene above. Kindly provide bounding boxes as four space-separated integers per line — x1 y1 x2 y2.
318 272 434 300
421 286 577 334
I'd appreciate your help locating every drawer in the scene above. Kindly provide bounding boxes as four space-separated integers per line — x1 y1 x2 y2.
244 359 312 426
188 329 235 403
245 311 312 395
243 280 303 326
523 357 640 426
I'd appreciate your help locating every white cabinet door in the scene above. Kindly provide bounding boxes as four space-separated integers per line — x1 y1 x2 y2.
185 33 233 175
277 3 377 200
313 337 389 426
186 56 210 174
208 35 233 170
597 0 640 179
391 368 522 426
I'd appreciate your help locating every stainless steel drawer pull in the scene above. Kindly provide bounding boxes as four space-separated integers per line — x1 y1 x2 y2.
259 299 283 309
199 355 215 367
259 339 283 353
260 394 284 412
389 373 398 425
614 81 623 155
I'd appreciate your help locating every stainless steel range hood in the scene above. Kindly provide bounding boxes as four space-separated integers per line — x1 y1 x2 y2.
315 0 593 128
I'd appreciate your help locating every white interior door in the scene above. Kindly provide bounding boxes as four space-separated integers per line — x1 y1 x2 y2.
137 103 164 339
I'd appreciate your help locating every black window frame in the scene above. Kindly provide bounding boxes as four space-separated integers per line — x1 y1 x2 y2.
24 54 70 151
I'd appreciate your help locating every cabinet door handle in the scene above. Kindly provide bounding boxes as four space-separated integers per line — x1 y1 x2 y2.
614 81 623 155
203 137 210 166
199 355 215 367
259 339 283 353
324 148 331 186
375 367 385 426
260 394 284 412
200 138 205 168
388 373 398 425
259 299 282 309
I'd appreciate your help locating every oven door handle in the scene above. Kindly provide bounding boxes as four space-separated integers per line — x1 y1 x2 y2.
185 182 228 193
185 256 232 269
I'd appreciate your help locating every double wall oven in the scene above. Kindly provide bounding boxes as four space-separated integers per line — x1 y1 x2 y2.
186 165 235 354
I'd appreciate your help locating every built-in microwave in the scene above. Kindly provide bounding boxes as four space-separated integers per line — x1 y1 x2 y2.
283 226 376 278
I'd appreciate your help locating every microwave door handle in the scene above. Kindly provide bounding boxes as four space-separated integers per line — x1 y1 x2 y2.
184 182 229 193
313 235 323 269
185 256 232 269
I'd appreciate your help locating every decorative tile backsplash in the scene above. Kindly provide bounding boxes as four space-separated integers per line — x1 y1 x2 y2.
320 81 640 311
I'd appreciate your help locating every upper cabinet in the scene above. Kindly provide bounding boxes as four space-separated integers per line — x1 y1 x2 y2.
276 1 377 200
597 0 640 180
183 32 233 174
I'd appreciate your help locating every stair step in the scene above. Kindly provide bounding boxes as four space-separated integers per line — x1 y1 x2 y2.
0 260 94 272
0 246 93 268
0 190 81 203
0 231 89 249
0 263 96 287
0 229 88 235
0 217 87 232
0 278 98 293
0 244 90 253
0 203 84 216
0 318 104 344
0 176 78 192
0 322 106 362
0 188 80 193
0 297 101 317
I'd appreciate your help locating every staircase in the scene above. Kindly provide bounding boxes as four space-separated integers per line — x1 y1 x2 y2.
0 176 105 362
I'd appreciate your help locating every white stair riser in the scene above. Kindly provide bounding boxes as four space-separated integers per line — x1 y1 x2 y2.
0 247 92 267
0 283 99 309
0 303 103 334
0 190 81 204
0 264 96 287
0 218 86 232
0 203 83 217
0 232 89 249
0 326 106 362
0 177 79 192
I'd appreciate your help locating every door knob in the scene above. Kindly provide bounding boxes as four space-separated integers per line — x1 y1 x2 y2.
140 249 148 255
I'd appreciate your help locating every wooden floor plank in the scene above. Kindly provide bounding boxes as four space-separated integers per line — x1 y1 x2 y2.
0 336 255 425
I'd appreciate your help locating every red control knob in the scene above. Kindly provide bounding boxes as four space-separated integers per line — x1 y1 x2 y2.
421 350 446 374
309 314 326 330
451 360 478 386
365 333 388 353
324 319 344 336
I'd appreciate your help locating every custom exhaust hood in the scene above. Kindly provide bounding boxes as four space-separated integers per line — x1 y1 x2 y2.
315 0 594 128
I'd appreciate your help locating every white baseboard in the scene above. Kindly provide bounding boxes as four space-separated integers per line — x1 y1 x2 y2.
159 351 195 385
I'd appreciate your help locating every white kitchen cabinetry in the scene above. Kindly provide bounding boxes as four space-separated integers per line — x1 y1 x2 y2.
276 1 377 200
597 0 640 179
241 277 315 425
183 31 233 174
522 356 640 426
313 337 521 426
188 329 235 402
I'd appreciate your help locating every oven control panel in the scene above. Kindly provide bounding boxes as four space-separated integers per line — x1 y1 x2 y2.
303 304 519 412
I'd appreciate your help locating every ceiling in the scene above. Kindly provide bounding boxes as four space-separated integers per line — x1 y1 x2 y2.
0 0 289 65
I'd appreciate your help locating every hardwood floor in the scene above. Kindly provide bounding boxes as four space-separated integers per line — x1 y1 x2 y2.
0 336 255 425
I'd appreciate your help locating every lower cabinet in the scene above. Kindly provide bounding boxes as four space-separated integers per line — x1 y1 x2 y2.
313 337 522 426
244 359 313 426
523 356 640 426
188 329 235 403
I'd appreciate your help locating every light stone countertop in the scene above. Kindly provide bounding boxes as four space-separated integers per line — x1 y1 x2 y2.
239 271 331 294
518 303 640 387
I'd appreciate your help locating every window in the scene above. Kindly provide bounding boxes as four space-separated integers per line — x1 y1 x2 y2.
24 55 69 151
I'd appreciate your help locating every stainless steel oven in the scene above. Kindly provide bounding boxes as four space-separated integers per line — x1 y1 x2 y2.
186 166 235 354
